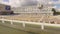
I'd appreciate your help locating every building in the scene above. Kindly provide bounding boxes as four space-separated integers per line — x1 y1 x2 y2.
12 3 53 16
0 4 13 15
0 4 11 11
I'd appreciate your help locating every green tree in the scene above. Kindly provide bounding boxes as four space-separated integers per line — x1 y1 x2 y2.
52 8 56 15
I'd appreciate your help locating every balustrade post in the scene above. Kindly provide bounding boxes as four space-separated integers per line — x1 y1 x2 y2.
11 20 13 25
22 22 25 28
41 21 44 30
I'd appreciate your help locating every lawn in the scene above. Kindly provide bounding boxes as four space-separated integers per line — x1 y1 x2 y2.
0 21 60 34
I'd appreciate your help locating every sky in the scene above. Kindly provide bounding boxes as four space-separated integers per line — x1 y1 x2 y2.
1 0 60 8
3 0 9 2
51 0 60 8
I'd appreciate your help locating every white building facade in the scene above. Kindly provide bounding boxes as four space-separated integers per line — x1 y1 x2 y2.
0 0 55 16
12 4 53 16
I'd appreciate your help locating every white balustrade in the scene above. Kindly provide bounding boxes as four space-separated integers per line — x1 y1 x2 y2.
0 18 60 30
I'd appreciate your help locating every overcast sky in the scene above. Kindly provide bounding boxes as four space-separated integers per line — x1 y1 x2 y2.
0 0 60 8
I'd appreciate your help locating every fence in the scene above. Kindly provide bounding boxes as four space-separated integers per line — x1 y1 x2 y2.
0 18 60 30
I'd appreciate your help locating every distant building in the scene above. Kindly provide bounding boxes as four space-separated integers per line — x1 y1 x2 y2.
12 3 53 16
0 4 14 15
0 4 10 11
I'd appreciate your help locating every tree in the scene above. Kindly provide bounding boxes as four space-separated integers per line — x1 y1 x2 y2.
52 8 56 15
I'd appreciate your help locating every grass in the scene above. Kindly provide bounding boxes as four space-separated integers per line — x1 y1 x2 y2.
4 21 11 24
0 21 60 34
0 25 29 34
